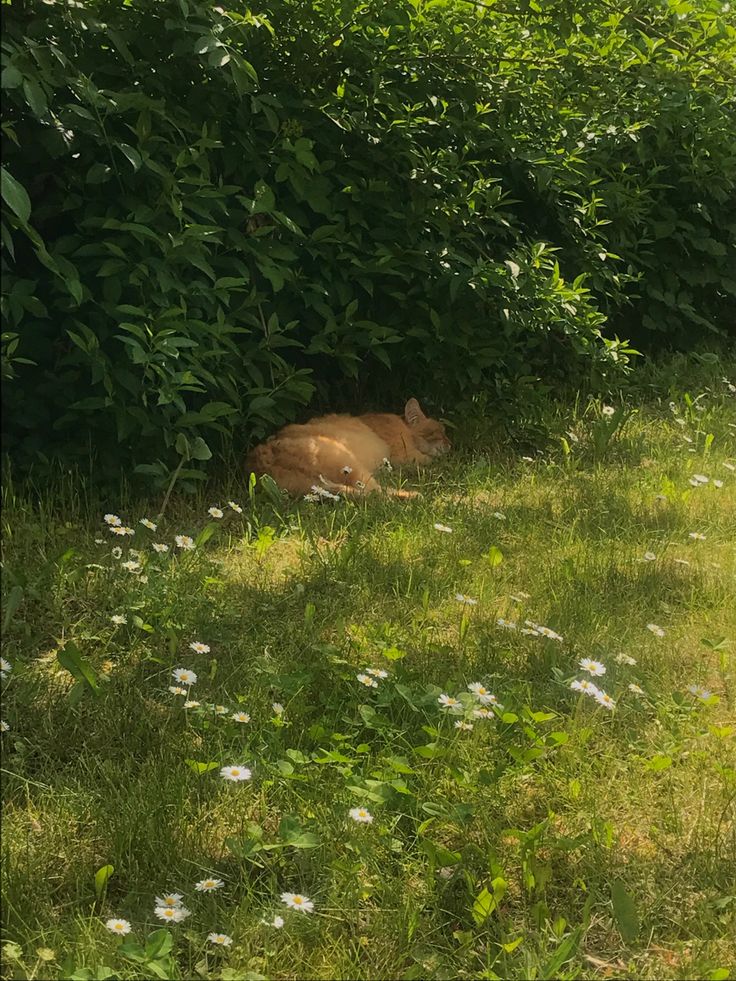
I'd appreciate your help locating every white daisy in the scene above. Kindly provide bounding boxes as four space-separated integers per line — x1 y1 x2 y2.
356 673 378 688
628 684 644 695
155 894 183 908
455 593 478 606
497 617 517 630
433 523 453 533
713 479 724 488
105 918 131 934
110 525 129 536
183 700 200 709
688 532 706 541
104 514 122 526
491 511 507 520
687 684 712 701
473 707 494 719
366 668 388 679
110 614 127 625
272 702 284 716
175 535 195 550
349 807 373 824
1 721 9 732
615 653 637 666
172 668 197 686
94 538 105 545
692 474 709 484
111 546 123 559
220 765 252 782
646 623 665 637
208 507 224 519
210 704 229 715
537 626 564 642
189 641 210 654
207 933 233 947
121 560 140 572
231 711 251 723
195 877 224 892
1 657 12 679
154 906 190 923
602 405 615 417
454 720 474 730
579 658 606 677
467 682 498 705
281 892 314 913
438 693 461 709
261 915 285 928
139 518 157 531
643 552 656 562
168 686 187 696
152 543 169 553
594 690 616 710
570 679 600 696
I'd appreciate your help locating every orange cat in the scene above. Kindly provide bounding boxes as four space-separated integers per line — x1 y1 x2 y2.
246 398 451 497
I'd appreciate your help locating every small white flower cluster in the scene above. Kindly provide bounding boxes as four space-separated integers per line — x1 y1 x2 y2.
454 593 478 606
304 484 340 503
688 473 709 487
569 658 615 709
520 619 563 642
1 657 12 680
438 684 503 726
356 667 388 689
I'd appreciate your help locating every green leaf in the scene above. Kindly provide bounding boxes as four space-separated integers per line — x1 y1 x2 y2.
485 546 504 567
189 436 212 461
117 143 142 171
56 642 99 694
1 167 32 223
145 929 173 960
610 879 639 943
2 584 24 633
94 864 114 900
184 759 220 775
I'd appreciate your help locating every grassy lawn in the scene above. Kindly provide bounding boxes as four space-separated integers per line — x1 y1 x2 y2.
1 362 735 981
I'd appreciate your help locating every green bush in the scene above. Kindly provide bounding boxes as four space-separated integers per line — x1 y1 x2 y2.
1 0 734 482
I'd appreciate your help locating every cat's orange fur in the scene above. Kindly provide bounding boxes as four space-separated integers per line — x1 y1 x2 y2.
246 398 451 497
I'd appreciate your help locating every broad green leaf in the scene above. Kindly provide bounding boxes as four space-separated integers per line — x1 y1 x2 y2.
144 929 173 959
1 167 31 223
184 759 220 775
610 879 639 943
56 643 99 694
93 864 114 900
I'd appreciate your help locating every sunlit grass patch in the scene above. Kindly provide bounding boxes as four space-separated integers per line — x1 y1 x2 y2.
1 369 735 980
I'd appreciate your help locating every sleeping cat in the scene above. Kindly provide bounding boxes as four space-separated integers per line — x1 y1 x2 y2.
246 398 451 497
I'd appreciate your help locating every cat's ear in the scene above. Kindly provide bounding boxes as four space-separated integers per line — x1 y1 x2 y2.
404 398 426 427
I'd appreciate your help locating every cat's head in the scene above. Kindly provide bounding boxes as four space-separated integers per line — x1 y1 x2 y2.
404 398 452 457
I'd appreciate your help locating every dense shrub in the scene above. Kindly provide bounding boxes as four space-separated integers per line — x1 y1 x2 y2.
1 0 734 482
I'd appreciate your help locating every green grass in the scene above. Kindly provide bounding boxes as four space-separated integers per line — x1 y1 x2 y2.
2 363 735 981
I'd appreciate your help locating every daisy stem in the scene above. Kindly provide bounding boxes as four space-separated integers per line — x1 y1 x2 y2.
155 454 186 526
